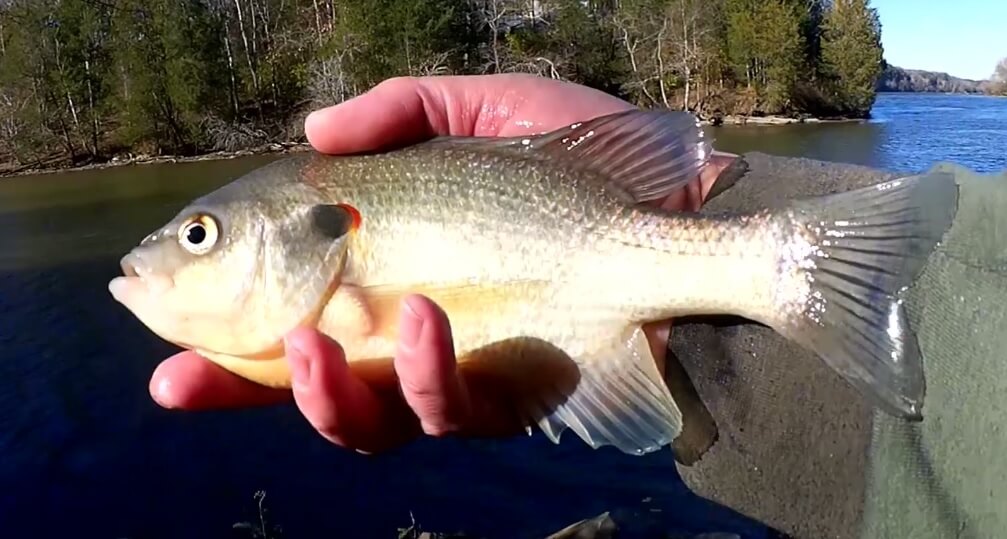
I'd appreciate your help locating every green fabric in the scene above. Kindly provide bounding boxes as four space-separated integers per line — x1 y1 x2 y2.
668 153 883 539
664 153 1005 539
862 163 1007 539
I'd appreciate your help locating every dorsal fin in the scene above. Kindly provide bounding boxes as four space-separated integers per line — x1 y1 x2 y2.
419 109 713 204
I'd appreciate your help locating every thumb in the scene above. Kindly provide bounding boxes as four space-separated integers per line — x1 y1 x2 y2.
305 77 443 155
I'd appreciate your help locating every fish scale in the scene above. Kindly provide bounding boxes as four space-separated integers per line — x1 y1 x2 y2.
110 108 958 458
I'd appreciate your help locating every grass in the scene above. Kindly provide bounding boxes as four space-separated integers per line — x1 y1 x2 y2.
231 491 477 539
232 490 284 539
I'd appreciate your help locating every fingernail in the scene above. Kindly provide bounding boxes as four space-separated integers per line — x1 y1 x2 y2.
399 297 425 349
304 109 332 133
286 338 311 390
152 376 177 409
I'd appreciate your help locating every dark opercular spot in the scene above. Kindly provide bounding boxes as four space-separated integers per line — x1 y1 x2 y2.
311 204 355 239
186 224 207 245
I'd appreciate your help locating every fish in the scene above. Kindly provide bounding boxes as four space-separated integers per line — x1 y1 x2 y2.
108 109 959 456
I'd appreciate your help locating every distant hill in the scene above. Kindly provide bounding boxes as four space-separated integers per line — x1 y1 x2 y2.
876 61 997 94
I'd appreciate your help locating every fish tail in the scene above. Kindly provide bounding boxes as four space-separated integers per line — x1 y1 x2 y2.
774 170 958 420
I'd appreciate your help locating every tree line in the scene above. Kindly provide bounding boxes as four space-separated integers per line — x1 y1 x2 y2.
0 0 887 169
878 60 1007 95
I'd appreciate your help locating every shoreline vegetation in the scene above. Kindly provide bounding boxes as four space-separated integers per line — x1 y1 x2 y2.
1 0 1004 179
0 113 864 178
0 0 896 178
229 489 749 539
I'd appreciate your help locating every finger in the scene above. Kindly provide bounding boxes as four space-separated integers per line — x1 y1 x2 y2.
700 151 742 201
393 294 471 437
304 77 449 155
656 178 704 213
285 327 403 452
149 351 292 410
642 320 672 378
304 73 637 155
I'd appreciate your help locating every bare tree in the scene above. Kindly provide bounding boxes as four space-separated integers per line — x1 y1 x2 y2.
991 57 1007 96
613 1 664 106
469 0 520 74
665 0 716 110
994 57 1007 83
231 0 262 113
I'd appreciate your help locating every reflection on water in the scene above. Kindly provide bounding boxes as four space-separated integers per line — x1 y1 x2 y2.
0 156 280 272
710 120 886 170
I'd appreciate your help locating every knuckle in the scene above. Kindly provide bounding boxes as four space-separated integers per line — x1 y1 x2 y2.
377 76 420 92
399 376 446 402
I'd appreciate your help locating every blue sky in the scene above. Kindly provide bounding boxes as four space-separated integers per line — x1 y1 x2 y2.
874 0 1006 80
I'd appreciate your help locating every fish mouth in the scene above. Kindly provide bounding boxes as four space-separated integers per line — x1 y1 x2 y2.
120 253 141 278
109 251 174 302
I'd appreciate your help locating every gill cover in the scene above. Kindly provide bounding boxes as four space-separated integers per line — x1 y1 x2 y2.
195 199 358 357
114 159 360 360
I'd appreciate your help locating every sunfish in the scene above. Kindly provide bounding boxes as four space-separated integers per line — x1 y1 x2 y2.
109 109 959 456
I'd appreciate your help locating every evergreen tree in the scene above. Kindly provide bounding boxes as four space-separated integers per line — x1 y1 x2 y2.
109 0 229 153
724 0 758 87
725 0 805 111
330 0 474 90
820 0 884 116
0 0 113 163
754 0 806 111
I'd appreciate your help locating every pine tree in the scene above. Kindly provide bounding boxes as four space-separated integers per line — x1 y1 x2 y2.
820 0 884 116
754 0 806 111
0 0 113 162
109 0 229 153
724 0 805 112
330 0 473 90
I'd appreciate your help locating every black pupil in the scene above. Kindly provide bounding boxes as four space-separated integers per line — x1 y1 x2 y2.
186 224 207 245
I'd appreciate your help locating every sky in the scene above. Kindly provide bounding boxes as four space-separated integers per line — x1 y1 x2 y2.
873 0 1006 80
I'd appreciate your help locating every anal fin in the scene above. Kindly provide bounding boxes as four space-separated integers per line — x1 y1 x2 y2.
511 325 684 456
454 326 683 456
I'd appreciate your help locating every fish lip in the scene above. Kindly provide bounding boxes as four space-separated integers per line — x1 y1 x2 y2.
120 253 141 278
110 250 175 301
119 252 144 278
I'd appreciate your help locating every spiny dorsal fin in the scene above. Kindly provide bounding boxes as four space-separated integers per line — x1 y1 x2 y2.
420 109 713 204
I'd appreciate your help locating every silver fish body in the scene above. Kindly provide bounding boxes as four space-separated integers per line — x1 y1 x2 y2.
110 109 959 456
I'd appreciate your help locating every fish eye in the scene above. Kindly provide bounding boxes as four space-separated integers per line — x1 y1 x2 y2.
178 214 220 255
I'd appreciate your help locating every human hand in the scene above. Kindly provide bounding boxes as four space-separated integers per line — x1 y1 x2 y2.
149 74 739 453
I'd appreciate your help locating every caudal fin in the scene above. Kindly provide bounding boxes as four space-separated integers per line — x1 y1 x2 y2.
779 171 958 420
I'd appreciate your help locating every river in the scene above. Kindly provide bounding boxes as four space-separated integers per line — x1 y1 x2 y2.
0 92 1003 539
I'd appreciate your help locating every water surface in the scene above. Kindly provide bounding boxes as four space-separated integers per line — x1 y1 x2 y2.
1 92 1002 539
711 92 1007 174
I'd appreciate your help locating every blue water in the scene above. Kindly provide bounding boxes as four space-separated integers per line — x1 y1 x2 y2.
1 92 1003 539
711 92 1007 175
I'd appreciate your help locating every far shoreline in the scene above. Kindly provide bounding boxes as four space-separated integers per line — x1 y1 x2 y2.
702 114 866 126
0 113 866 179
